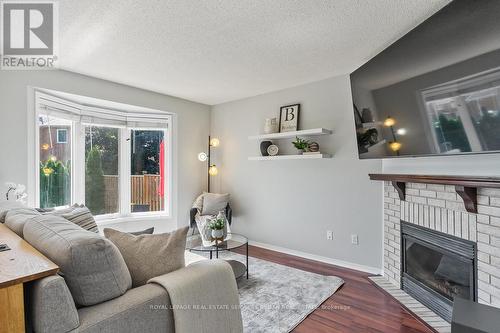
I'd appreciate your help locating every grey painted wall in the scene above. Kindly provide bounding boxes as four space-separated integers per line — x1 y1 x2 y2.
210 75 383 271
0 70 210 233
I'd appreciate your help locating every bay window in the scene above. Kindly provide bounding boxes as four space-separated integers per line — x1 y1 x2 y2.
34 90 171 220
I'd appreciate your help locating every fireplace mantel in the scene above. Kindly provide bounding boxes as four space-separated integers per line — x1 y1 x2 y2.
369 174 500 214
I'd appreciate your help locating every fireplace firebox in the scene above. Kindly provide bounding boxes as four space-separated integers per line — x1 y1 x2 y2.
401 221 477 322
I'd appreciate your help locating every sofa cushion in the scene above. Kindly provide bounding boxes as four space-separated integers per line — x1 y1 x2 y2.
4 208 40 237
201 193 229 215
104 227 188 287
77 283 173 333
23 215 132 306
0 201 26 223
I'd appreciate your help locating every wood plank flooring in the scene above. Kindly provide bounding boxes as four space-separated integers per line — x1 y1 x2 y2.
244 245 435 333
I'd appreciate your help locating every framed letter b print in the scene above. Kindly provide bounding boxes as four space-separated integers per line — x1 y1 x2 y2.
279 104 300 132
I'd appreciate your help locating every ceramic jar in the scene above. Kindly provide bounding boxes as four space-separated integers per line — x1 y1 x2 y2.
264 118 278 134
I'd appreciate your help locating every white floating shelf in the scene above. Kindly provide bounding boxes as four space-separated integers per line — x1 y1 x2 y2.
361 122 379 128
248 153 332 161
248 128 332 141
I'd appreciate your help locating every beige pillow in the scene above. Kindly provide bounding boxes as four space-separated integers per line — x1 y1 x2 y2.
103 226 189 287
201 193 230 215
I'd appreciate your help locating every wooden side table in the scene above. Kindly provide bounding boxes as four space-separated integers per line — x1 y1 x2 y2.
0 223 59 333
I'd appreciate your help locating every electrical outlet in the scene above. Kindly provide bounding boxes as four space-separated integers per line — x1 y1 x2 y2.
351 234 359 245
326 230 333 240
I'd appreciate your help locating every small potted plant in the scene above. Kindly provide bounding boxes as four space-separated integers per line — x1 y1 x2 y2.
208 217 225 241
292 137 310 155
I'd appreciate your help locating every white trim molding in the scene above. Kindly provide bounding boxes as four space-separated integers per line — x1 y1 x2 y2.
249 240 383 275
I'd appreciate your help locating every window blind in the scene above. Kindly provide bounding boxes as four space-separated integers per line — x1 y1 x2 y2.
36 92 170 128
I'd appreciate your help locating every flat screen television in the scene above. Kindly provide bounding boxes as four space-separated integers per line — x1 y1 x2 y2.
351 0 500 159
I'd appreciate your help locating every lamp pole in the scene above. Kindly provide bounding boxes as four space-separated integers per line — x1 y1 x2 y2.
207 135 211 193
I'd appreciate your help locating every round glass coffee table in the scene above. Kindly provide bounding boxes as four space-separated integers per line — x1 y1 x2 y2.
186 233 248 279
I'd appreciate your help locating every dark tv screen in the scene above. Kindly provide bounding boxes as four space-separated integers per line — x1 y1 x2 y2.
351 0 500 159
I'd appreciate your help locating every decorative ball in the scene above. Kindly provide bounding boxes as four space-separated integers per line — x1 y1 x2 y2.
308 142 319 152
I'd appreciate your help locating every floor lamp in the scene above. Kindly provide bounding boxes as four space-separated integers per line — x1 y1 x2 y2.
198 136 219 192
384 116 401 156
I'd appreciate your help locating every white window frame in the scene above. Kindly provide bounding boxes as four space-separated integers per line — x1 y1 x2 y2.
56 128 68 143
28 88 174 223
419 67 500 153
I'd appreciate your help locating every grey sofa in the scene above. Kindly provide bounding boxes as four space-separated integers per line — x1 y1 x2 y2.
27 273 176 333
1 203 240 333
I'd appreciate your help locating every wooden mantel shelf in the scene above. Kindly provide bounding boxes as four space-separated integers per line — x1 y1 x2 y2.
369 174 500 214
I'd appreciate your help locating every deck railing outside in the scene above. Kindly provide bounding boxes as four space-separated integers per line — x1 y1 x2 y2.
103 174 164 213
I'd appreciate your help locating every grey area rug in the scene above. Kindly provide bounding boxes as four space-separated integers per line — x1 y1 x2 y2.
214 252 344 333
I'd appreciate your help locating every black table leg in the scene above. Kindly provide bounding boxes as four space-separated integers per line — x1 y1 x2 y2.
210 250 212 259
246 242 249 279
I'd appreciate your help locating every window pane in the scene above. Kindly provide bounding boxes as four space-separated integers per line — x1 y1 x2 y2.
426 98 471 153
85 126 120 215
38 115 71 208
464 87 500 151
130 129 165 213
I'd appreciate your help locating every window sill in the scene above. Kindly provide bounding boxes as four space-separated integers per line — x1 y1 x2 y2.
95 214 172 227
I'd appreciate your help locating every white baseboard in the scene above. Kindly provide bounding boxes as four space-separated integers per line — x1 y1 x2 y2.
249 240 383 275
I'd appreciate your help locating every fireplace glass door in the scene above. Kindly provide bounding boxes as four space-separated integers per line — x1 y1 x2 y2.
401 221 476 322
404 239 473 301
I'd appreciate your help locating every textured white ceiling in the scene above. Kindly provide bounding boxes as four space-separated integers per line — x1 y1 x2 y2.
59 0 450 105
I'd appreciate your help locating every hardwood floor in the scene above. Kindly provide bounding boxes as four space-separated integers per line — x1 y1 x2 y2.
244 245 436 333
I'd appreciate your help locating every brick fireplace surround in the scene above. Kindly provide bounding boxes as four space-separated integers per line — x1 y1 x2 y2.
382 181 500 308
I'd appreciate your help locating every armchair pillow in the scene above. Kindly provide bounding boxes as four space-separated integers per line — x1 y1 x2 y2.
104 227 189 287
192 192 206 211
201 193 230 215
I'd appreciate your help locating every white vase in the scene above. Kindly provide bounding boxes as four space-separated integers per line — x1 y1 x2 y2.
212 229 224 239
264 118 278 134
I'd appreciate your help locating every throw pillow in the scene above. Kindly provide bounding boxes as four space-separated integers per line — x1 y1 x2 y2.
23 215 132 306
60 206 99 233
43 204 81 216
129 227 155 236
201 193 230 215
35 207 55 213
104 226 188 287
